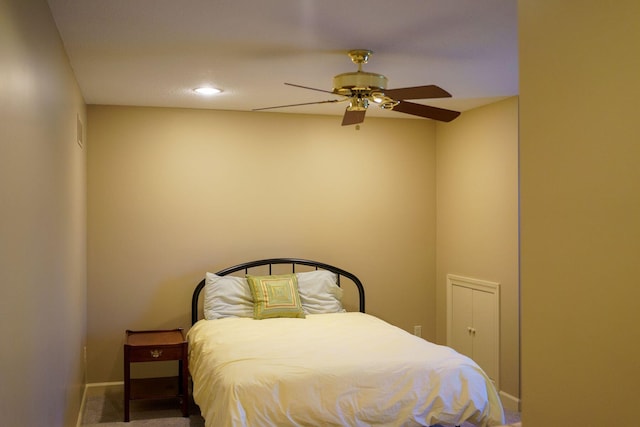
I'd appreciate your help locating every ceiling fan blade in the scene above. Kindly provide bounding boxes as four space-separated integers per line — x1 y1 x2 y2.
384 85 452 100
285 82 337 95
252 99 341 111
393 101 460 122
341 109 366 126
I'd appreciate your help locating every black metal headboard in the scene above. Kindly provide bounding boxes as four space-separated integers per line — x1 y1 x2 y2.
192 258 366 325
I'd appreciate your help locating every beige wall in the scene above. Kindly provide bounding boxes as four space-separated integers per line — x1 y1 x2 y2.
520 1 640 425
435 97 519 400
0 0 87 426
87 106 437 382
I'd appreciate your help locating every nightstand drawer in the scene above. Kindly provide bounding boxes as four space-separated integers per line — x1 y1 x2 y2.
127 345 184 362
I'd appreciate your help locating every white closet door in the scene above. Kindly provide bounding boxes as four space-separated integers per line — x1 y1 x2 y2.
472 288 498 382
447 274 500 387
451 284 473 359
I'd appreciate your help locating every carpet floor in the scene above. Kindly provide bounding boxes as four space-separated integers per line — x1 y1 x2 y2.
80 384 521 427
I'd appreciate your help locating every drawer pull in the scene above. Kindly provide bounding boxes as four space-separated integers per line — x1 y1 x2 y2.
150 349 163 358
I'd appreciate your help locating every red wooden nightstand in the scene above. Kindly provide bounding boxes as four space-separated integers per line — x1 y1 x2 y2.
123 329 188 422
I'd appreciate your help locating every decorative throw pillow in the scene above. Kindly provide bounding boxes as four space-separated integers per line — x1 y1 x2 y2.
246 273 306 319
203 273 254 320
296 270 345 314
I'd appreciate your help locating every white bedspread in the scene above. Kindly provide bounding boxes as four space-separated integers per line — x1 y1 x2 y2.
188 313 505 427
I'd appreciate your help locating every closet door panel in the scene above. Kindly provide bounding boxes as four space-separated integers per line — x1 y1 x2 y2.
451 285 473 359
472 288 498 382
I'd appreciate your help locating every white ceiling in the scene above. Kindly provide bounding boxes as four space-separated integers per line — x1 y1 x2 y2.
47 0 518 122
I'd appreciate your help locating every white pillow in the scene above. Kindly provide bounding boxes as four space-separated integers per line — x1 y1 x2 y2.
203 273 254 320
296 270 345 314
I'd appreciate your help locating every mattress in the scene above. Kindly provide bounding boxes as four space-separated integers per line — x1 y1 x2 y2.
187 312 505 427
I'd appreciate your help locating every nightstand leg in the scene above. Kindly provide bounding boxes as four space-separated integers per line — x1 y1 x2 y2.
124 350 130 422
179 358 189 417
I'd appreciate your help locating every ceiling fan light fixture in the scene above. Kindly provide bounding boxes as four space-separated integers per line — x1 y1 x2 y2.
371 92 399 110
379 100 398 110
347 97 369 111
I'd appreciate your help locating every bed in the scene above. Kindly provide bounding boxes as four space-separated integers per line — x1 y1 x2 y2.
188 258 505 427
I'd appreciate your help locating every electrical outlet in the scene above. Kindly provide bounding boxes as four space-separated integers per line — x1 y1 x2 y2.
413 325 422 337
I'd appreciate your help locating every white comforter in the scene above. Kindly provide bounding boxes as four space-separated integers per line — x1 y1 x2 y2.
188 313 505 427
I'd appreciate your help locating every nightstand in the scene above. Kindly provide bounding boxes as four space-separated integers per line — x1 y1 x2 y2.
123 329 189 422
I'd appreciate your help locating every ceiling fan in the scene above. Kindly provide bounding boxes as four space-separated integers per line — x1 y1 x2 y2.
253 49 461 126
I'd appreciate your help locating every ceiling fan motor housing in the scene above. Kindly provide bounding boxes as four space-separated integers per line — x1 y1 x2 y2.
333 71 388 96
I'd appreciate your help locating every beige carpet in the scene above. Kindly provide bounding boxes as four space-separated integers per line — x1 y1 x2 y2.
81 384 203 427
81 384 520 426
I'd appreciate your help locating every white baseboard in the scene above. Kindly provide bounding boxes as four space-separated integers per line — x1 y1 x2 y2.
76 384 87 427
499 390 521 412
